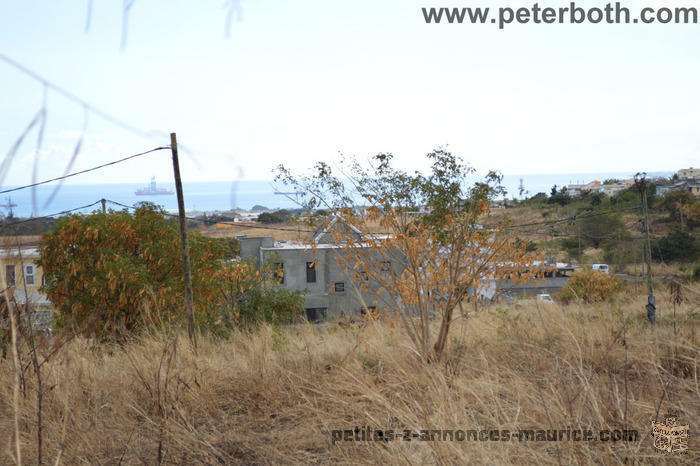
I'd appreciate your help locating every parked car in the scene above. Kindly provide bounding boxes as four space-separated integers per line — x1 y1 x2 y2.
536 294 554 304
591 264 610 275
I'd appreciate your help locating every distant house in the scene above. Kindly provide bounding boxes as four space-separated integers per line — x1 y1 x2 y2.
0 246 53 328
566 179 632 197
677 167 700 180
658 180 700 198
658 167 699 198
566 180 603 197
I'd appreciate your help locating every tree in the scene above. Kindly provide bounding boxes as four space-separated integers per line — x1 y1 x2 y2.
39 203 226 339
659 189 694 223
276 149 537 362
651 229 699 263
257 209 292 224
575 213 628 248
547 186 572 206
683 200 700 229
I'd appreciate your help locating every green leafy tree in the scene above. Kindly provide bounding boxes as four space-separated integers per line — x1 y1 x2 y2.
651 229 699 263
547 186 572 206
39 203 226 339
575 213 628 248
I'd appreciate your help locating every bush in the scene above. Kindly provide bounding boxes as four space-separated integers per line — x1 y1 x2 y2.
558 237 580 258
559 269 625 303
217 260 304 332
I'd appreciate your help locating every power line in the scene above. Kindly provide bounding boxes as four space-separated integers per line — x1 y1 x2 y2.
0 201 103 229
0 146 169 195
504 205 642 230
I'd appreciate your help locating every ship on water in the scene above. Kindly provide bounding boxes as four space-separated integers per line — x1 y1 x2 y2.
135 177 174 196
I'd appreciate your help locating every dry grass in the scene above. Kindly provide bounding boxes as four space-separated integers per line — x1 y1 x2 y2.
197 222 304 242
2 291 698 464
197 218 391 242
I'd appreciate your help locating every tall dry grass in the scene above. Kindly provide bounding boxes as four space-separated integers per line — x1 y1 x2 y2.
1 291 698 464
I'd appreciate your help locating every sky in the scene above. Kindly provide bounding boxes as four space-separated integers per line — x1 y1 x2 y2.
1 0 699 188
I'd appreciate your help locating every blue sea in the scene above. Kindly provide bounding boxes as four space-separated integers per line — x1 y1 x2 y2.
1 171 673 219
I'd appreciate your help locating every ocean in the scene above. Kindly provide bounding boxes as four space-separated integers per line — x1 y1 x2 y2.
1 171 673 219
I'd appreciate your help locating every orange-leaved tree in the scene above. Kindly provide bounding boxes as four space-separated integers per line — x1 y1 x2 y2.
39 203 226 339
277 149 539 362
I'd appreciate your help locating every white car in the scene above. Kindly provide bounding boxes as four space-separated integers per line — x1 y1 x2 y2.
591 264 609 275
536 294 554 304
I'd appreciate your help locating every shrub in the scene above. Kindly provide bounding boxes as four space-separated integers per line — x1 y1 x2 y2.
217 260 305 331
559 269 625 303
558 237 580 258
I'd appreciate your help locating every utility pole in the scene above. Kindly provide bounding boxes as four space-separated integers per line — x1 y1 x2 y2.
101 198 106 213
635 173 655 325
171 133 196 348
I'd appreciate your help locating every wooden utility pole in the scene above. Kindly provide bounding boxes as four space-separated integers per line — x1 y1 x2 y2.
635 173 655 325
171 133 196 348
101 198 106 213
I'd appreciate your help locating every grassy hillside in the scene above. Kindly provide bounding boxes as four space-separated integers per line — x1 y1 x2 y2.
2 289 698 464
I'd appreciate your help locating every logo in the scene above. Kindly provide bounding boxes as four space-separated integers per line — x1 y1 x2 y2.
651 412 689 454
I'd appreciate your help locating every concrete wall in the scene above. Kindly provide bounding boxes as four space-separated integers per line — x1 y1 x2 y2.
241 235 408 319
238 236 273 265
260 246 389 318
